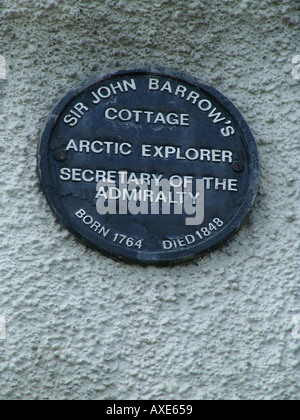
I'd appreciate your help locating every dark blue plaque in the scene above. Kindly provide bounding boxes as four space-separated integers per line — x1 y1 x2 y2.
37 68 260 265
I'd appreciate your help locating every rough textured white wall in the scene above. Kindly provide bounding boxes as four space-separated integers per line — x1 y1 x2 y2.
0 0 299 400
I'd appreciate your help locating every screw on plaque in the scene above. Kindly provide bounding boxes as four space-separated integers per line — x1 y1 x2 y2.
54 149 67 162
233 161 245 172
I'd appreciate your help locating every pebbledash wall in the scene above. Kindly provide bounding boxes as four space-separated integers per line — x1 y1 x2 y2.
0 0 299 400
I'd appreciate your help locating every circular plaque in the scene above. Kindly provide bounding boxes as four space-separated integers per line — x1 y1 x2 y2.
38 68 259 265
